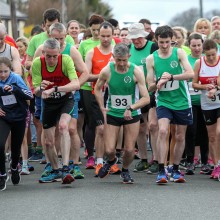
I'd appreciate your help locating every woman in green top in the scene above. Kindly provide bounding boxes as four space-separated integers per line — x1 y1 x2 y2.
185 33 209 175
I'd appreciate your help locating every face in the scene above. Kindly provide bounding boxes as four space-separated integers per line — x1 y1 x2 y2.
16 41 27 57
114 54 130 70
0 63 10 81
90 24 100 40
99 27 113 48
143 23 151 33
196 21 211 36
157 36 171 53
189 38 203 58
174 30 184 47
50 30 66 48
43 48 60 67
67 21 80 38
44 19 59 34
131 37 146 48
0 31 6 48
204 48 218 64
212 18 220 31
113 29 120 38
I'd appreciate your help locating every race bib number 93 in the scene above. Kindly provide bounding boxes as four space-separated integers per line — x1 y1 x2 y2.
111 95 132 109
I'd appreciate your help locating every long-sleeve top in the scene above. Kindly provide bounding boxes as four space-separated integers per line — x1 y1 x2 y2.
0 72 33 122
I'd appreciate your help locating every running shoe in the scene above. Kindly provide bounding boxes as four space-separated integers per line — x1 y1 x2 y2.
95 163 103 177
166 165 173 176
179 158 187 170
20 165 30 175
69 160 74 174
185 163 195 175
86 156 95 169
41 163 52 178
193 157 202 168
28 163 34 172
73 165 84 179
11 167 21 185
98 158 117 178
170 170 186 183
39 170 62 183
0 174 9 191
208 158 215 169
212 165 220 179
200 164 212 175
62 167 75 184
120 170 134 184
147 161 159 174
40 155 47 164
156 170 168 184
28 151 43 162
110 164 121 174
133 160 149 172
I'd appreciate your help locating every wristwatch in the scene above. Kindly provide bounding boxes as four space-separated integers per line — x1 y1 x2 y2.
126 105 133 111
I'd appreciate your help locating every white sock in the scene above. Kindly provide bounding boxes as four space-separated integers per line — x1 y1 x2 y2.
23 160 28 166
97 158 103 165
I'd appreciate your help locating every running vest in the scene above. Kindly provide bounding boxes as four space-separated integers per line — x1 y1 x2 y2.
107 62 140 118
91 47 112 94
0 43 12 61
129 41 154 77
41 55 70 100
188 55 201 106
199 56 220 110
153 47 191 110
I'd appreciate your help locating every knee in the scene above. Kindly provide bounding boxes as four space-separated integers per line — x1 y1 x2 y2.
69 127 77 136
175 133 185 142
96 125 104 136
158 128 168 138
149 122 158 133
59 122 69 134
45 139 54 149
209 135 216 144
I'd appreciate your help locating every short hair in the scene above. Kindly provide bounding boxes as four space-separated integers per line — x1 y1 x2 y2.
211 16 220 22
43 8 60 23
67 20 80 30
210 30 220 40
108 18 119 28
30 25 44 36
43 38 60 50
139 18 151 25
99 21 114 34
155 25 173 40
88 14 104 27
172 26 187 41
0 57 12 69
16 36 29 47
203 39 218 51
188 32 203 45
113 43 130 57
193 18 212 34
49 22 66 34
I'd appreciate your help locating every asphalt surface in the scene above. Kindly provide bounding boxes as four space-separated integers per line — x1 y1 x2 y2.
1 152 220 220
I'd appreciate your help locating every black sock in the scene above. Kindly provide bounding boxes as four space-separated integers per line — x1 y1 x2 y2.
173 164 179 171
158 163 164 172
122 167 128 172
153 160 158 164
108 157 117 165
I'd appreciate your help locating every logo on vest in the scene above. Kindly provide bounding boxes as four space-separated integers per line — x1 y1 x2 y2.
170 60 178 68
124 76 132 83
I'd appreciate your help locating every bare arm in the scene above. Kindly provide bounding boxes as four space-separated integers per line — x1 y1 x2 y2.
24 55 33 71
11 47 22 75
70 47 89 86
146 54 157 92
33 45 43 59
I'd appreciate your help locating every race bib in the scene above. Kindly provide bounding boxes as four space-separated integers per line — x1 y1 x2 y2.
50 92 66 99
188 82 201 95
2 94 17 106
206 90 220 104
160 80 179 91
111 95 132 109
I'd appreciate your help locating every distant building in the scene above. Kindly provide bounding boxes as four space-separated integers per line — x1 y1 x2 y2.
0 1 27 37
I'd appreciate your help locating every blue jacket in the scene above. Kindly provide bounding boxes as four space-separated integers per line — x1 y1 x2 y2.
0 72 33 122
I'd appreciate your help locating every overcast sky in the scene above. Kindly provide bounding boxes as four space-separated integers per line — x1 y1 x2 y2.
103 0 219 28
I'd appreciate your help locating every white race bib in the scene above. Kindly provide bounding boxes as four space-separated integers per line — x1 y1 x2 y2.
111 95 132 109
160 80 179 91
50 92 66 99
206 90 220 104
188 82 201 95
1 94 17 106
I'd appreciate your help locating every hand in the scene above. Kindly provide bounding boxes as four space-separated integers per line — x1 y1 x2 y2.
124 109 133 120
0 108 6 116
4 85 13 92
40 80 54 91
161 72 171 80
206 84 215 91
41 88 54 99
157 78 168 90
207 88 217 99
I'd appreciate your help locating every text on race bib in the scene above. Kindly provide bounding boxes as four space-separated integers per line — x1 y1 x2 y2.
1 94 17 106
188 82 201 95
111 95 132 109
50 92 66 99
160 80 179 91
206 91 220 104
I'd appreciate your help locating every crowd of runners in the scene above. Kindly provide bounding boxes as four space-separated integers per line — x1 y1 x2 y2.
0 8 220 191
